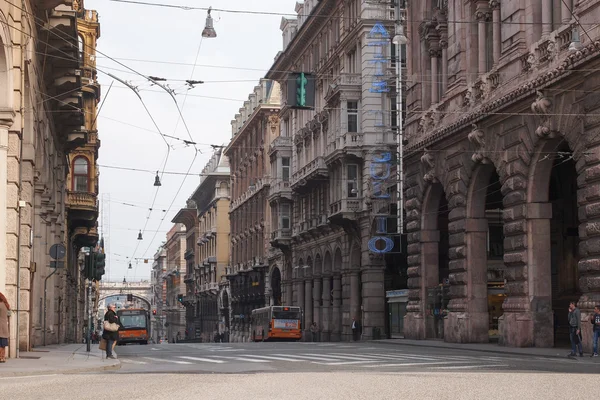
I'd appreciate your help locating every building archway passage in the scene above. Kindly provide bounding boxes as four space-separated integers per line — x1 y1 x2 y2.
271 267 282 306
421 182 449 340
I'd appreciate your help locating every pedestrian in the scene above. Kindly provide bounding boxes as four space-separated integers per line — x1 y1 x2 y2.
590 304 600 357
567 301 583 357
351 317 361 341
102 303 121 359
0 291 10 363
310 322 318 342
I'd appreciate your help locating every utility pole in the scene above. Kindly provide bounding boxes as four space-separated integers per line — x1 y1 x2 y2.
86 250 94 352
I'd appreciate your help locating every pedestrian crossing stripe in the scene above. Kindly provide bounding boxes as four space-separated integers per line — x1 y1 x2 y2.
118 352 515 370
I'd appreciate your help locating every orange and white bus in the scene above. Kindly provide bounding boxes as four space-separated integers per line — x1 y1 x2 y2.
251 306 302 342
117 308 150 345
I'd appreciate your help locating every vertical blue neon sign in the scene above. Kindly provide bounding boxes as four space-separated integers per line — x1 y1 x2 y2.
367 22 394 254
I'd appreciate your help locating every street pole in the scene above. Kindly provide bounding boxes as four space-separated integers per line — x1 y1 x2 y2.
395 0 405 237
86 251 93 352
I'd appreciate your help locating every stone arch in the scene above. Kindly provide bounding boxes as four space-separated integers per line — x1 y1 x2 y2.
323 250 332 275
98 294 151 311
270 265 282 306
297 257 304 279
333 248 343 273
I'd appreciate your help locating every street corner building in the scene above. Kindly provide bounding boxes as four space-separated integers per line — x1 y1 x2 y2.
0 0 101 357
263 0 404 342
402 0 600 351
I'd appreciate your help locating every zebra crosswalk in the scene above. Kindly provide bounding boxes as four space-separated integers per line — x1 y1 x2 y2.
119 350 511 370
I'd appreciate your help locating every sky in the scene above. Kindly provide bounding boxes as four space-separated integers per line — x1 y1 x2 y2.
87 0 298 282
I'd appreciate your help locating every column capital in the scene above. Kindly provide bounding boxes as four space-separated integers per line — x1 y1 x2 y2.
489 0 500 10
428 47 442 58
475 8 491 21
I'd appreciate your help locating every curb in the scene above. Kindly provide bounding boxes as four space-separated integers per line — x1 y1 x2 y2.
371 340 570 359
1 361 121 377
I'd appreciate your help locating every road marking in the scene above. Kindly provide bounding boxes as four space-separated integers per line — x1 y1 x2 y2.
177 356 226 364
239 355 304 362
312 360 380 366
211 356 271 363
150 348 162 351
303 353 376 361
273 354 342 362
430 364 509 370
120 359 147 364
209 349 244 352
0 374 58 380
363 361 474 368
143 357 193 365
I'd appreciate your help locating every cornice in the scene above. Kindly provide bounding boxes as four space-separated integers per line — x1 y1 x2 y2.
406 41 600 156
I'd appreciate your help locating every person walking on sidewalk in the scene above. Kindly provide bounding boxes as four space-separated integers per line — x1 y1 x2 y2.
102 303 122 359
568 301 583 357
0 292 10 363
590 305 600 357
310 322 318 342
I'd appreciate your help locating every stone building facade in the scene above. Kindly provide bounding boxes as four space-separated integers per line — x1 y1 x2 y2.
178 148 230 342
403 0 600 350
0 0 99 357
164 223 186 342
266 0 399 341
151 245 166 343
225 80 280 342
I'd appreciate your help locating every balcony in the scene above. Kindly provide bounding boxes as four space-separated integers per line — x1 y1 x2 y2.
183 274 194 284
325 127 364 164
271 228 292 249
269 136 292 157
325 74 362 104
230 177 270 210
66 191 98 231
290 156 328 192
329 198 362 222
268 179 292 202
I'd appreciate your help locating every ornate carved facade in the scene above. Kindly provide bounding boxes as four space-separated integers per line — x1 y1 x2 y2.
404 0 600 350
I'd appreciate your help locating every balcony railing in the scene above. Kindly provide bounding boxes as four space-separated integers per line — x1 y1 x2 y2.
327 127 363 155
271 228 291 241
330 198 362 216
290 156 328 189
269 136 293 155
66 191 98 210
230 176 270 210
268 179 292 200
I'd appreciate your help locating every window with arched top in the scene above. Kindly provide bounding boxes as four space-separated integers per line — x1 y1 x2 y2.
73 157 89 192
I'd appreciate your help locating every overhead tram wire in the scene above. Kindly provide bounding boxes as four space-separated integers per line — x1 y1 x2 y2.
133 34 206 279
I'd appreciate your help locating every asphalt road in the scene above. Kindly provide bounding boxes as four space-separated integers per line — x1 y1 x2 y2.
106 341 599 374
4 342 600 400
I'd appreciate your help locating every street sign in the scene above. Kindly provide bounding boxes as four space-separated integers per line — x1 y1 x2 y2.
49 243 66 260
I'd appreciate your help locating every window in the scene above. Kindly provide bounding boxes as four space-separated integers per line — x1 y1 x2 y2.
347 101 358 133
281 203 291 229
73 157 89 192
347 164 358 198
282 157 290 181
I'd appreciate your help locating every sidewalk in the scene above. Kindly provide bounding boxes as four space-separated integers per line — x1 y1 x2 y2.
0 344 121 377
374 338 578 358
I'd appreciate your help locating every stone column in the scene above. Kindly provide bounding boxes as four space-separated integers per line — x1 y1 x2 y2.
304 278 313 339
331 274 342 341
475 7 489 75
313 277 322 340
490 0 501 65
440 40 449 96
285 281 293 306
321 275 331 341
561 0 571 25
360 266 385 340
297 278 305 329
526 202 554 348
542 0 552 36
429 47 440 104
465 218 489 342
349 271 360 325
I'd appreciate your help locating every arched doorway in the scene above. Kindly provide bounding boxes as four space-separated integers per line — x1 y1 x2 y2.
271 267 282 306
528 141 580 347
466 164 504 343
421 182 449 340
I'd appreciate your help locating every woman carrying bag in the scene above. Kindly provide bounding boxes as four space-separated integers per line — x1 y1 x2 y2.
101 303 122 359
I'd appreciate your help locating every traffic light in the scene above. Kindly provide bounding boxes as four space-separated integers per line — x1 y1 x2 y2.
177 294 183 304
83 253 94 280
287 72 315 109
152 310 157 315
93 253 106 281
